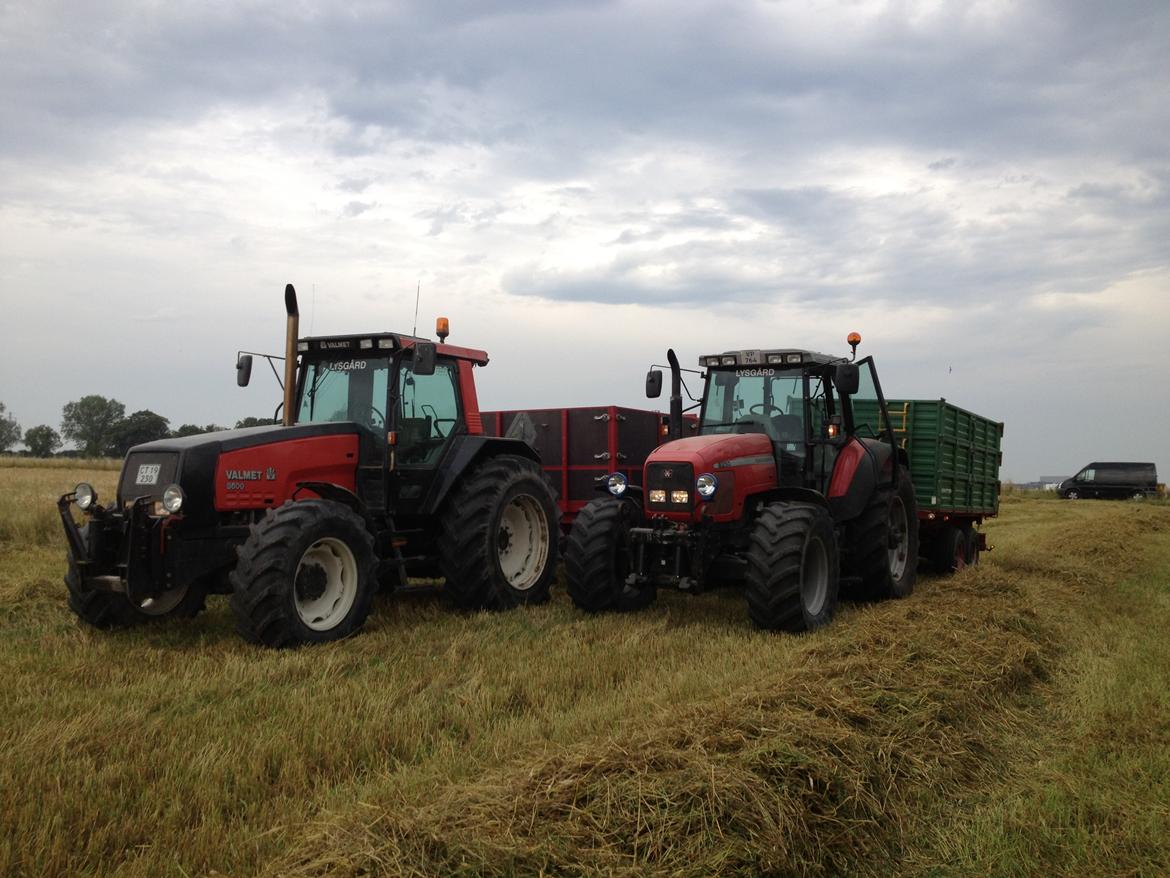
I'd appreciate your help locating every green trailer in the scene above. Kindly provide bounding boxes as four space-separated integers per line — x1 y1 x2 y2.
886 398 1003 571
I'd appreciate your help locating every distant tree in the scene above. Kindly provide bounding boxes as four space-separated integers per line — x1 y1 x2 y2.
0 402 20 452
108 410 171 456
61 396 126 458
23 425 62 458
171 423 227 438
235 417 277 429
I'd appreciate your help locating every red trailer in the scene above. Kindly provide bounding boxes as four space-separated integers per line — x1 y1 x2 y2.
481 406 697 528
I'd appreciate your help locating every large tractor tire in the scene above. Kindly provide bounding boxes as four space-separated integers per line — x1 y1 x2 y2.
438 455 559 610
65 523 206 629
230 499 377 648
564 497 656 613
745 502 840 632
845 467 918 600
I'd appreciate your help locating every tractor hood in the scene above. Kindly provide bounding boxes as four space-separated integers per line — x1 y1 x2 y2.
645 432 773 471
118 423 366 526
643 432 778 522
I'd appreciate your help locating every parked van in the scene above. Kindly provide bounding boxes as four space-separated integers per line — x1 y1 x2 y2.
1057 462 1158 500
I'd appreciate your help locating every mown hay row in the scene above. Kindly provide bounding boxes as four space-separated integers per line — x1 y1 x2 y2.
269 564 1078 876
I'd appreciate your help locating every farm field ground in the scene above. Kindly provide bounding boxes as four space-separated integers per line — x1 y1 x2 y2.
1 458 1168 877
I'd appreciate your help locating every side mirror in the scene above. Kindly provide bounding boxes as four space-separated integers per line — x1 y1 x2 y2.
645 369 663 398
835 363 860 396
412 342 436 376
236 354 253 387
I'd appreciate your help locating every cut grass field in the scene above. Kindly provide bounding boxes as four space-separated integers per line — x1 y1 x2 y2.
1 459 1168 877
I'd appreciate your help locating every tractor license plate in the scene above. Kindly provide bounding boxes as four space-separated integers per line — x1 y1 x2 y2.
135 464 161 486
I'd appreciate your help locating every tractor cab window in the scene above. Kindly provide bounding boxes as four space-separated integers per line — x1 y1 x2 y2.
297 357 389 430
701 368 806 447
396 360 462 466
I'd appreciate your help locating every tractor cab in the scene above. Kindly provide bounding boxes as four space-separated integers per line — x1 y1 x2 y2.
691 348 897 496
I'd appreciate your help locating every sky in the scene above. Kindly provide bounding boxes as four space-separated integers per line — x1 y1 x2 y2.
1 0 1167 481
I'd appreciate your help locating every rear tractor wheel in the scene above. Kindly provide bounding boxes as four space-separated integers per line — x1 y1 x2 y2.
745 502 839 632
230 499 377 648
565 497 656 613
845 467 919 600
438 455 559 610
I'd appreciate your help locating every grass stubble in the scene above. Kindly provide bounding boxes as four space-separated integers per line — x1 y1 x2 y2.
0 459 1167 876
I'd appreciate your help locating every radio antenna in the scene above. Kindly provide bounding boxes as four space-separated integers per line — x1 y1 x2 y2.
411 280 421 337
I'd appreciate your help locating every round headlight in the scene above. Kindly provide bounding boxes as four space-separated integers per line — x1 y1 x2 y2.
606 472 628 496
696 472 719 499
161 484 185 514
74 482 96 511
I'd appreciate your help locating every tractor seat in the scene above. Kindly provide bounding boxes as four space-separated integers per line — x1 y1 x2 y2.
770 413 804 443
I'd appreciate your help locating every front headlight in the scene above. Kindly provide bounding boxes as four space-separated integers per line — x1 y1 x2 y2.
649 489 667 504
696 473 719 499
670 490 690 504
161 484 185 514
74 482 96 511
606 472 628 497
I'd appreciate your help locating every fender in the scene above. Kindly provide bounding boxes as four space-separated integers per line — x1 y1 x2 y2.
421 434 541 514
827 438 879 522
294 481 365 514
748 487 831 512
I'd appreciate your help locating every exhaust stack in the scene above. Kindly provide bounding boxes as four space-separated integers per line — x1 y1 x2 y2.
666 348 683 441
283 284 299 426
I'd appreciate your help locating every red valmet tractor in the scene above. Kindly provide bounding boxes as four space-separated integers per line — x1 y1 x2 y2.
58 285 559 647
565 335 918 631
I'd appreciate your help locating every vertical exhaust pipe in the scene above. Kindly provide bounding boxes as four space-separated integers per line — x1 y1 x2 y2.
283 284 299 426
666 348 683 441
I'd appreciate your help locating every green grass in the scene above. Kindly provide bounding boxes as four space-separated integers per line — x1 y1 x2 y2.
1 461 1168 876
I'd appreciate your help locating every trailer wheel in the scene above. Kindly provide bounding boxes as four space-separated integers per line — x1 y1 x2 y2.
931 526 968 574
745 503 839 632
230 499 377 648
65 523 206 629
965 528 981 566
438 455 559 610
565 498 656 613
846 468 919 600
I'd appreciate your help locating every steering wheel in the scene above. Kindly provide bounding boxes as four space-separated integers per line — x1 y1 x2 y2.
352 404 385 428
750 402 784 416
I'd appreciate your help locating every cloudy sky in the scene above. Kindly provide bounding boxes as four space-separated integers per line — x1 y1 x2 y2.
2 0 1167 480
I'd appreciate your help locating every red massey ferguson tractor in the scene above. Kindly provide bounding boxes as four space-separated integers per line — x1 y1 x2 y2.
565 336 919 631
58 285 559 647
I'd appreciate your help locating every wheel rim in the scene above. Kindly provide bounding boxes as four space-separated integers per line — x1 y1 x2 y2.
1068 490 1079 499
497 494 550 591
1133 492 1145 501
801 535 829 616
294 537 358 631
137 584 190 616
887 497 910 580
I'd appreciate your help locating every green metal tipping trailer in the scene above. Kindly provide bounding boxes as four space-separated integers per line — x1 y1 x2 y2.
855 397 1003 572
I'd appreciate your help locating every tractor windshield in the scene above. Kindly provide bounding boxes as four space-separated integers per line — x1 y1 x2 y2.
296 356 390 430
701 368 806 443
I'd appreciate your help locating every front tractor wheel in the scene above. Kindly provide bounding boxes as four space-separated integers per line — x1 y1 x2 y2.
438 455 559 610
230 500 377 648
65 523 206 629
745 503 840 633
565 497 656 613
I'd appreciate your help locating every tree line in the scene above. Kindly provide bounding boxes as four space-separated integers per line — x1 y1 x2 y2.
0 397 276 458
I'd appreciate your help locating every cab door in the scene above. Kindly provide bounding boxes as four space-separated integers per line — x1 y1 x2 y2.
389 357 465 515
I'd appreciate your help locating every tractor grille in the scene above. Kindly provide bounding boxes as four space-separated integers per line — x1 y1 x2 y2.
645 462 694 511
118 452 179 505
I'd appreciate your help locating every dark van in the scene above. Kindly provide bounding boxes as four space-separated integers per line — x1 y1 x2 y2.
1058 462 1158 500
